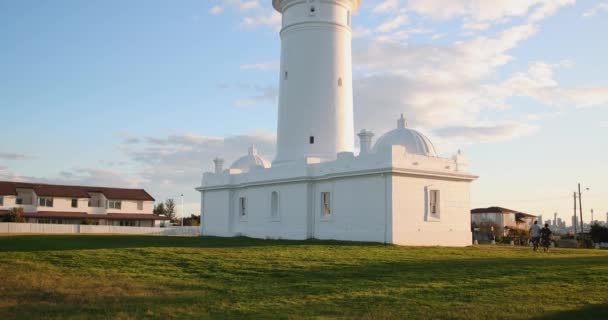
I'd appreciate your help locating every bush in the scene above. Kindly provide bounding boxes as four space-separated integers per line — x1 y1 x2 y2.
590 223 608 243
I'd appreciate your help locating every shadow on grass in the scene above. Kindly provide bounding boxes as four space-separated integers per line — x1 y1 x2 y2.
533 304 608 320
0 234 386 252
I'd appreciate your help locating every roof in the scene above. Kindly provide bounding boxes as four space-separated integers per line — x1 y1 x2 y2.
0 210 169 221
471 207 536 218
373 115 438 157
0 181 155 201
230 145 271 173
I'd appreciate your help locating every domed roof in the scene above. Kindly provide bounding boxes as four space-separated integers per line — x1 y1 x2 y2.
373 115 437 157
230 145 271 172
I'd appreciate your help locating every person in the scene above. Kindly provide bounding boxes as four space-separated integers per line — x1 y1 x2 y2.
541 223 553 252
529 221 541 251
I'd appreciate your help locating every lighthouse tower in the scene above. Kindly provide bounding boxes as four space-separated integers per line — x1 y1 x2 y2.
272 0 360 163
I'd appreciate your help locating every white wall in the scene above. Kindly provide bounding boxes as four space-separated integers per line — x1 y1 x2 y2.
313 174 389 243
391 175 472 246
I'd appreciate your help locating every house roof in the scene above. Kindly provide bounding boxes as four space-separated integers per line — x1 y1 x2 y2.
471 206 536 217
0 210 169 221
0 181 155 201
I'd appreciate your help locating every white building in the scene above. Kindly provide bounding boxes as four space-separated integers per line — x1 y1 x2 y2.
196 0 478 246
0 181 167 226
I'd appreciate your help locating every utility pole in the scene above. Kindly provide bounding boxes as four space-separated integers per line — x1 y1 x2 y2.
578 183 584 233
573 192 578 235
181 194 184 227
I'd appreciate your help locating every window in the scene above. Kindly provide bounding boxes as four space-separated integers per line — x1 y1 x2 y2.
119 220 137 227
88 199 102 207
310 5 316 15
108 200 122 210
321 192 331 217
309 136 315 144
39 197 54 207
347 11 350 26
0 196 3 206
137 201 144 210
16 197 23 205
338 78 342 87
284 70 288 80
71 199 78 208
239 197 247 217
271 191 279 219
429 190 440 218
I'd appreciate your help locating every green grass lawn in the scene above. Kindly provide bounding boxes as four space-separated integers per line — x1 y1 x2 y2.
0 235 607 320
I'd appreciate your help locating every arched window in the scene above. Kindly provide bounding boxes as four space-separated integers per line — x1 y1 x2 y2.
271 191 279 219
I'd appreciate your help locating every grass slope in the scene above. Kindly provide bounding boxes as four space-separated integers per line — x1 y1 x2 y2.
0 235 607 320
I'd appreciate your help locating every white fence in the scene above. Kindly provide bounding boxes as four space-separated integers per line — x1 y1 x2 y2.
0 223 200 237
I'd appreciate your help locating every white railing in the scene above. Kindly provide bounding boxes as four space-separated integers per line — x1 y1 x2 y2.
0 223 200 237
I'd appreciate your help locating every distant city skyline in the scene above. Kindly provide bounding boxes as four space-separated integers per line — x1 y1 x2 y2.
1 0 607 220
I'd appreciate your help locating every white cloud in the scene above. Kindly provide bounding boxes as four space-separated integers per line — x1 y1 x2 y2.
209 5 224 15
375 14 409 33
373 0 400 14
234 86 278 107
583 2 608 17
213 0 260 12
434 123 539 144
0 153 36 161
0 167 141 189
393 0 574 33
492 61 608 108
240 60 279 71
218 83 278 107
240 11 281 30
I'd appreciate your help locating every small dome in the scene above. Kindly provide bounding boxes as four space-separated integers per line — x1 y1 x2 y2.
231 145 271 172
373 114 437 156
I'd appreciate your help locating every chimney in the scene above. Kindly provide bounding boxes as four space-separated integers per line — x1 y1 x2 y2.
357 129 374 156
213 157 224 174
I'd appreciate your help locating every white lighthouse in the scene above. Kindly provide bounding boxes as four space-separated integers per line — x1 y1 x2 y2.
272 0 359 163
197 1 478 247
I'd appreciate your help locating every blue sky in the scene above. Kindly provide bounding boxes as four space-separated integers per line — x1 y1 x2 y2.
1 0 607 223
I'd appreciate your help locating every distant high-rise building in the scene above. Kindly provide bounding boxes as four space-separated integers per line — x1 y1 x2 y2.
537 215 543 225
553 213 558 226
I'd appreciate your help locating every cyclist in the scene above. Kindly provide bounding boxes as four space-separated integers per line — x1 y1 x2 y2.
529 221 541 251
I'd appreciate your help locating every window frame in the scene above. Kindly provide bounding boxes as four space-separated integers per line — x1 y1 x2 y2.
137 201 144 211
108 200 122 210
428 189 441 221
270 191 280 221
0 195 3 206
321 192 331 219
38 197 54 208
239 197 247 218
71 198 78 208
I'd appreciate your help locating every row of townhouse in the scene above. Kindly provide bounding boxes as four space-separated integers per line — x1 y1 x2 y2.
0 181 169 227
471 206 537 238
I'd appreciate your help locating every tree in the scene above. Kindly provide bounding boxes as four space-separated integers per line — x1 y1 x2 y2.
183 214 200 226
164 199 177 223
153 203 167 216
2 207 25 223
